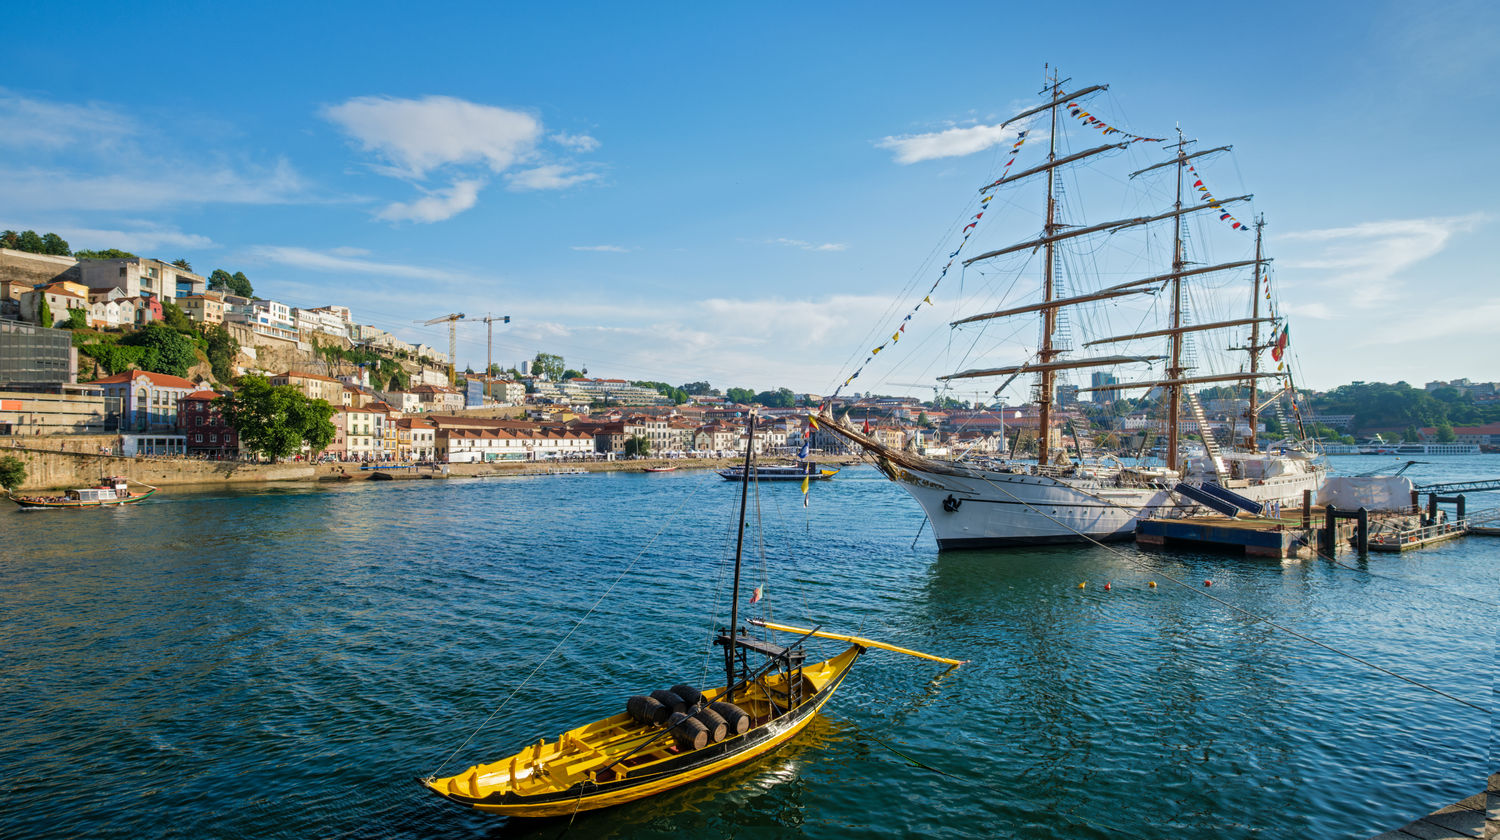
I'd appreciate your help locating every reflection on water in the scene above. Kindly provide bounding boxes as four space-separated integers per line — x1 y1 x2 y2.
0 459 1493 839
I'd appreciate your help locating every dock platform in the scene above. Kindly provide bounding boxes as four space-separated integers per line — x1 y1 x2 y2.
1135 515 1335 559
1370 771 1495 839
1367 520 1469 552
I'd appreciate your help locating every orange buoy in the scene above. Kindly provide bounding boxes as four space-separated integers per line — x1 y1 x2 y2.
1204 579 1213 587
1104 582 1111 591
1148 581 1157 588
1077 582 1086 589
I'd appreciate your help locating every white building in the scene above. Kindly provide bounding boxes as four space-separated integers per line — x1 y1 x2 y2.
77 257 206 300
437 428 595 462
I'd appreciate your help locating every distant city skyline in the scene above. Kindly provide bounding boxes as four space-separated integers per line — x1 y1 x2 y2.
1 1 1494 397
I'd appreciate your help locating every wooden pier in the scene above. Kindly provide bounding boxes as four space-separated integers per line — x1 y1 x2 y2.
1370 771 1496 839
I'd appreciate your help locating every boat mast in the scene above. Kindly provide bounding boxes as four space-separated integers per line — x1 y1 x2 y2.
1038 69 1061 468
1166 128 1188 473
1246 216 1265 454
725 410 756 701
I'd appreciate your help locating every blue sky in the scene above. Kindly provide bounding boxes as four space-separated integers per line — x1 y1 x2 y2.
1 1 1495 397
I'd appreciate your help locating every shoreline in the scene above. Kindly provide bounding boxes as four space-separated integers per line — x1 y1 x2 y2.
2 442 863 491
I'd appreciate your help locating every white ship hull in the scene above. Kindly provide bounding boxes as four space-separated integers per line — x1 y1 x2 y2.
878 459 1324 549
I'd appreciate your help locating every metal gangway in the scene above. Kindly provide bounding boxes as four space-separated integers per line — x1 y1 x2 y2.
1415 478 1500 495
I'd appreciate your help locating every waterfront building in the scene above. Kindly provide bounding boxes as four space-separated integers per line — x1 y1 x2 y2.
409 384 464 413
694 422 741 453
436 427 595 462
178 292 226 325
179 390 239 458
0 387 111 435
87 288 136 329
90 370 197 432
341 406 382 460
396 417 437 460
0 318 76 389
19 281 89 326
270 371 343 405
77 257 205 300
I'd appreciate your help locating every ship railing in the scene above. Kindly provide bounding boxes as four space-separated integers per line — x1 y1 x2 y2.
1368 519 1469 547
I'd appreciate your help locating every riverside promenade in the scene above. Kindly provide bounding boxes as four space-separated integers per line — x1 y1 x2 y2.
2 440 860 491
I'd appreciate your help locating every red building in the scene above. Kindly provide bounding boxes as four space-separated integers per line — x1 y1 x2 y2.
179 390 238 458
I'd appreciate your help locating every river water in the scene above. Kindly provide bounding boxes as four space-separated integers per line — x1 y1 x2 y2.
1 455 1495 838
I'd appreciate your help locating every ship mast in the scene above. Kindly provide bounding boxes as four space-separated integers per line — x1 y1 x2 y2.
1165 128 1189 473
1038 70 1061 468
1246 216 1265 453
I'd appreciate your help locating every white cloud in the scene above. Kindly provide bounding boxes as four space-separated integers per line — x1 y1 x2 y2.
321 95 601 220
375 179 485 224
505 164 599 192
243 245 473 283
767 237 847 252
552 132 600 152
877 122 1021 164
1279 214 1483 306
3 160 308 213
329 246 370 257
322 95 542 179
571 244 631 252
0 90 136 151
0 92 311 213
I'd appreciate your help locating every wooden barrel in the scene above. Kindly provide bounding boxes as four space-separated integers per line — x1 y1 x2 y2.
709 701 751 735
650 689 686 715
692 707 728 742
626 694 668 725
670 683 704 707
666 712 709 751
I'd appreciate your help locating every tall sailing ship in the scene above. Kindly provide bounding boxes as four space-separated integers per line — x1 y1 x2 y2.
822 73 1324 548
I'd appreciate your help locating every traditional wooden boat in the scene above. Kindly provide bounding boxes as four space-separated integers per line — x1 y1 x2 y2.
717 462 838 482
641 465 676 473
420 412 958 818
8 476 156 509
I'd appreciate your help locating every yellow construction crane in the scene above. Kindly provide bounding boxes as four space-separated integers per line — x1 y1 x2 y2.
416 312 465 386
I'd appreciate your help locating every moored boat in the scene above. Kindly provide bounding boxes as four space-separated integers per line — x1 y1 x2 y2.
641 465 676 473
419 412 956 818
717 462 838 481
8 476 157 509
820 70 1324 548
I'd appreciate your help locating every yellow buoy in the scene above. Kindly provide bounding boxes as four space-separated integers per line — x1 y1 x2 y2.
1077 582 1086 589
1148 581 1157 588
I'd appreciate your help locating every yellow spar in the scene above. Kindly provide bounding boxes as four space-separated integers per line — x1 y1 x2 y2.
748 619 967 666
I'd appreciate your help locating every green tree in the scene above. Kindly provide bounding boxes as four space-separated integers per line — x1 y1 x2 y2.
215 375 336 461
64 308 88 329
726 387 756 404
916 411 933 428
1435 422 1456 443
0 455 26 490
121 323 197 378
160 299 196 335
680 381 712 395
753 388 796 408
208 269 234 292
74 248 138 260
1403 424 1420 443
171 258 192 271
623 435 651 457
562 368 584 380
79 342 146 375
0 231 16 249
41 233 71 256
36 296 53 328
16 230 45 253
532 352 565 380
230 271 253 297
203 323 239 383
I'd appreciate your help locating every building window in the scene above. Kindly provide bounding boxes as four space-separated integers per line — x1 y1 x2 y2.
195 433 203 442
209 433 217 443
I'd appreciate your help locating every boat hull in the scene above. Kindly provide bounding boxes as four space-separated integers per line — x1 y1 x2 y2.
8 488 156 509
878 460 1323 549
422 646 862 818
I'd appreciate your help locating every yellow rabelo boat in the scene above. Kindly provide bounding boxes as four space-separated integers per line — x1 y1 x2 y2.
420 413 962 819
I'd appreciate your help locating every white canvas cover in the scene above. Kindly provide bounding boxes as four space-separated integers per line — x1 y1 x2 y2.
1316 476 1414 512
